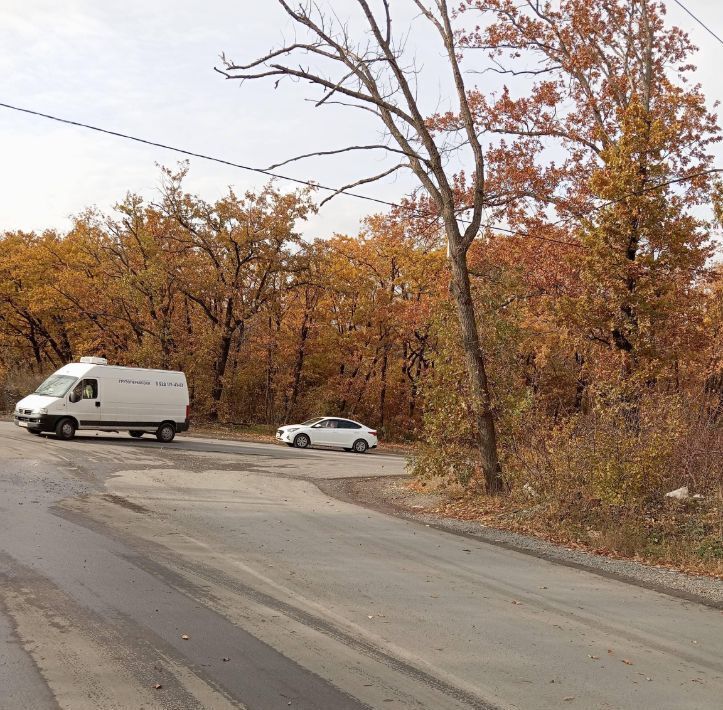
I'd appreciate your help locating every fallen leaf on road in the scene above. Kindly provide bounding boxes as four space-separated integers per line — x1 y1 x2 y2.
222 657 230 662
511 600 522 605
154 684 162 690
563 696 575 702
622 659 633 665
588 655 600 660
181 634 189 640
368 615 374 619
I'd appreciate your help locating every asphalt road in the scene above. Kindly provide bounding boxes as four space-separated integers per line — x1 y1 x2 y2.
0 421 721 710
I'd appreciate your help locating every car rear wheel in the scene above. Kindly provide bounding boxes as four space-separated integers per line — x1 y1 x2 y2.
129 431 144 438
293 433 310 449
352 438 368 454
156 423 176 443
55 418 76 441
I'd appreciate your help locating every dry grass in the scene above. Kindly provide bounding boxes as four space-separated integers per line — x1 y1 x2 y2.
415 485 723 579
408 389 723 578
0 368 47 413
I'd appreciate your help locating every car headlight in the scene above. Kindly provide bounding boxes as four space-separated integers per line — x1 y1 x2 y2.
33 407 48 415
287 427 299 433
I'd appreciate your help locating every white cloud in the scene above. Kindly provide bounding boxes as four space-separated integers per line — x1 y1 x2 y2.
0 0 721 238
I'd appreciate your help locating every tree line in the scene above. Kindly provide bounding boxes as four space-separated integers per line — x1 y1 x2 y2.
1 0 722 507
0 170 444 437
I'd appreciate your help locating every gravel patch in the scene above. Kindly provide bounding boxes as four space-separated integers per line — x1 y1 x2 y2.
319 475 723 610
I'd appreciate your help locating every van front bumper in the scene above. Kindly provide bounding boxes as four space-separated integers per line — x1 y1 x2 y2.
14 413 62 432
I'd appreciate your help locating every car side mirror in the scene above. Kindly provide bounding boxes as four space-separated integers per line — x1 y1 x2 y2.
69 392 80 404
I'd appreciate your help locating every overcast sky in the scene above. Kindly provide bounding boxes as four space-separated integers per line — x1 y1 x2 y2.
1 0 722 240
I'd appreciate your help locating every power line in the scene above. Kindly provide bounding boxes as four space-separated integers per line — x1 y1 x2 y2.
0 100 718 252
671 0 723 47
0 101 395 210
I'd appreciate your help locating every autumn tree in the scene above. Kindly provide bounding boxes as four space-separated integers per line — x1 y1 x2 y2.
158 167 313 419
217 0 507 491
459 0 719 388
0 231 75 367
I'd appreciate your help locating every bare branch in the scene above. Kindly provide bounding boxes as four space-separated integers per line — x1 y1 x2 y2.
264 144 425 171
318 163 407 207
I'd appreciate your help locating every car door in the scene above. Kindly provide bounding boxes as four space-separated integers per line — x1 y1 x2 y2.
323 419 350 447
337 419 362 447
311 418 336 446
67 378 101 427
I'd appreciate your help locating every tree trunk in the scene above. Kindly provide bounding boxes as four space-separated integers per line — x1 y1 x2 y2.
448 251 503 493
264 315 279 425
209 330 233 422
209 308 240 422
379 345 388 437
285 310 311 423
52 316 73 362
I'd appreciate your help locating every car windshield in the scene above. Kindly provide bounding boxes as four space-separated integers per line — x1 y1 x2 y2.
301 417 324 426
34 374 77 398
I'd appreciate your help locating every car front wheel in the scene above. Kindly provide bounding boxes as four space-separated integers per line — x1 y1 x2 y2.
352 438 368 454
293 433 310 449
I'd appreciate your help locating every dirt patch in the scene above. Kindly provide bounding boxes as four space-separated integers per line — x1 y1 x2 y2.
318 475 443 515
101 494 151 515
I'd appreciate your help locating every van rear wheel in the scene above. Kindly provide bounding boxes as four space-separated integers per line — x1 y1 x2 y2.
156 423 176 443
55 418 76 441
129 431 144 439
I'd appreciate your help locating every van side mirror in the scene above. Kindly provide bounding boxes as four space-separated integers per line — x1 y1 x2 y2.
69 392 80 404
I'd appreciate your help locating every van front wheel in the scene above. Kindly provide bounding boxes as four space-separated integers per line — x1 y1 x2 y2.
156 423 176 443
55 418 76 441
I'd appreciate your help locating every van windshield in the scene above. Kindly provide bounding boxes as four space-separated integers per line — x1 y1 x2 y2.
34 375 77 398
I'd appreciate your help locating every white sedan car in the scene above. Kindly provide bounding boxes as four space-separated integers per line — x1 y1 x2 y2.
276 417 378 453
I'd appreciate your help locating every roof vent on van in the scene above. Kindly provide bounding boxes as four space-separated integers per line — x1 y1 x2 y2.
79 356 108 365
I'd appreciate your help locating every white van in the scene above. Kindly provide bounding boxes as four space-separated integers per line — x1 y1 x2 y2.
13 357 189 442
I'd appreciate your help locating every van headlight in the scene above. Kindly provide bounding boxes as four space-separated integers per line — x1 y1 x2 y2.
34 407 48 415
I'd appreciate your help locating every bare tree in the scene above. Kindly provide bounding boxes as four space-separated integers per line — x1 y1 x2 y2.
217 0 502 491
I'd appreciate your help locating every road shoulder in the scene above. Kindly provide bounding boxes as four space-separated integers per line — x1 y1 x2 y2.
317 475 723 610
